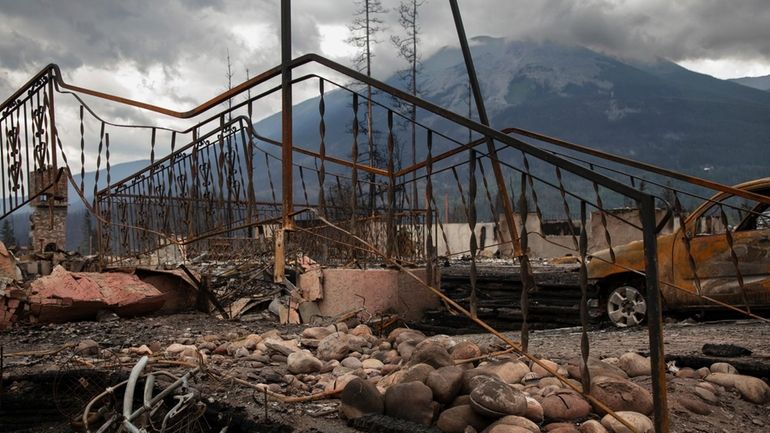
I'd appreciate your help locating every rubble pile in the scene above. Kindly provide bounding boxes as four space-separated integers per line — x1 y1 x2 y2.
120 323 770 433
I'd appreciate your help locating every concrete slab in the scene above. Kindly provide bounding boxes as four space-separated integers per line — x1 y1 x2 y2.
317 267 439 321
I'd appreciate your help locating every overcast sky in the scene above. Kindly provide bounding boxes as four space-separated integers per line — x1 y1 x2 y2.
2 0 770 140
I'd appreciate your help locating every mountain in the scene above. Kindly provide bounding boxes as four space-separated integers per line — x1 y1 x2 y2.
250 37 770 187
730 74 770 91
14 38 770 249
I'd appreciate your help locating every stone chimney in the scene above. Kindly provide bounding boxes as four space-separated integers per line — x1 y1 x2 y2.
29 167 68 252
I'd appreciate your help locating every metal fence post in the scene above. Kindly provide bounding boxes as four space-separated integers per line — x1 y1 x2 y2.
640 196 670 433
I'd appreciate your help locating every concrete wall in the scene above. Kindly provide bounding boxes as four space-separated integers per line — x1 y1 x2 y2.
434 222 499 258
315 267 440 321
588 208 675 253
437 213 576 259
432 209 676 259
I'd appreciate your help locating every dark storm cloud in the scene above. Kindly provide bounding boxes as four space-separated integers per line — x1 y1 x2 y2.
0 0 275 72
3 0 770 110
439 0 770 63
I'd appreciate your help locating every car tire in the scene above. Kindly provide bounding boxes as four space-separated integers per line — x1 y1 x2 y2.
606 283 647 327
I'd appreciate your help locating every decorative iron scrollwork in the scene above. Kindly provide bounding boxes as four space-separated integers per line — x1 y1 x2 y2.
32 105 48 170
5 123 23 192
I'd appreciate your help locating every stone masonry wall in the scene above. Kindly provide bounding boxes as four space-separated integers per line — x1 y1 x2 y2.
29 167 69 252
30 207 67 251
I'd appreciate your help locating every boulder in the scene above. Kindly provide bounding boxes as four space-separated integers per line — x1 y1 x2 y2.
234 346 250 358
392 329 427 346
451 341 483 361
693 385 719 404
347 334 369 353
384 381 436 425
77 339 100 355
600 411 653 433
542 389 591 421
450 394 471 406
417 335 457 351
129 344 153 356
676 396 711 415
617 353 650 377
470 377 528 417
427 365 465 404
705 372 770 404
263 338 299 356
341 356 363 369
166 343 197 356
397 340 419 361
524 396 544 422
373 349 401 365
409 342 453 369
532 359 560 378
362 358 385 370
485 425 533 433
477 361 531 385
324 372 359 392
674 368 699 379
579 420 609 433
483 415 540 433
402 363 436 384
589 376 653 415
710 362 737 374
287 350 323 374
260 329 282 340
317 332 350 361
567 357 627 381
544 423 579 433
387 327 413 342
350 324 373 338
301 326 333 340
230 333 262 351
437 404 491 433
539 377 566 389
377 370 406 391
340 378 384 419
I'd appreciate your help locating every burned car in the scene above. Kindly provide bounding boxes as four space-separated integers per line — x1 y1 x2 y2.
587 178 770 327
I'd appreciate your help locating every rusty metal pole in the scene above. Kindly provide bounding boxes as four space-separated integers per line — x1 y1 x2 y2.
281 0 293 230
0 345 4 409
276 0 292 282
448 0 521 257
640 195 669 433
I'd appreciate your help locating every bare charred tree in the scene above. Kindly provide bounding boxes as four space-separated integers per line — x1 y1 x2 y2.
246 67 251 102
392 0 424 211
225 48 234 121
1 219 15 247
347 0 387 214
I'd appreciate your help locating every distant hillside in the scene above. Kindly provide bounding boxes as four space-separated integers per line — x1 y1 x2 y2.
730 74 770 91
12 38 770 249
252 37 770 186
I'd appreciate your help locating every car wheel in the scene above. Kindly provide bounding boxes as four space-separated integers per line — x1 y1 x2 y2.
606 284 647 327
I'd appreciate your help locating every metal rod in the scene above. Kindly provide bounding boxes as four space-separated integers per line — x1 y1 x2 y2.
1 345 4 409
281 0 294 229
123 355 149 421
47 72 57 172
639 196 669 433
448 0 521 257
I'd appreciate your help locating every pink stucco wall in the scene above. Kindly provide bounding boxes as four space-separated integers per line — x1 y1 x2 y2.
316 267 440 321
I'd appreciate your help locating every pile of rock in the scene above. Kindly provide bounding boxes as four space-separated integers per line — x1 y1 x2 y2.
337 335 658 433
123 324 769 433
